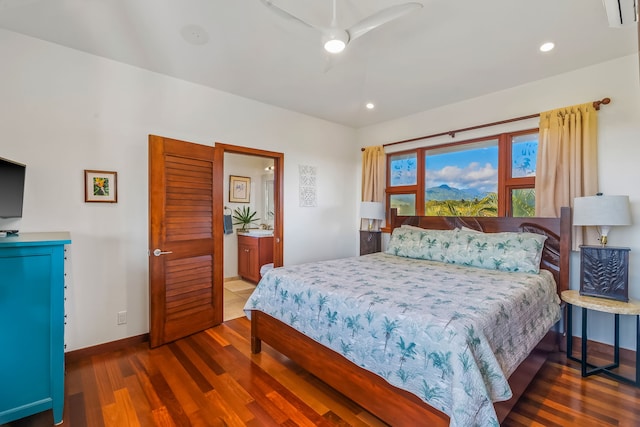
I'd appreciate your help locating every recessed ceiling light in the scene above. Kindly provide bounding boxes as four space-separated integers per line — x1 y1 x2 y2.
539 42 555 52
366 103 375 110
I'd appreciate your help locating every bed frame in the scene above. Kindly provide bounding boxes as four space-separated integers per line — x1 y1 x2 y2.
250 207 571 426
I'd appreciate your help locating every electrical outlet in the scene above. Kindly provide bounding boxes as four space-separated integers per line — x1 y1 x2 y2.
117 310 127 325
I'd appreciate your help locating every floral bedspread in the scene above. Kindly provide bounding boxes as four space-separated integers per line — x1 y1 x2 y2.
244 252 560 427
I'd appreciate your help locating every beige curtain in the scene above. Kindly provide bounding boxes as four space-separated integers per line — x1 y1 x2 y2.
535 102 598 249
361 146 385 230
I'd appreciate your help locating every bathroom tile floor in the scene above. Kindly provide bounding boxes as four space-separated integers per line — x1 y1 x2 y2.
224 279 256 321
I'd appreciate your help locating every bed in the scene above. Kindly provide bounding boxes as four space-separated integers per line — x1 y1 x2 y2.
245 207 571 426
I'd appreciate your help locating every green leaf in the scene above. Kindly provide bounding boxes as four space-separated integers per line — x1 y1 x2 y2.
232 206 260 230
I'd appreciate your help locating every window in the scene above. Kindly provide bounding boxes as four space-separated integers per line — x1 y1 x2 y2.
425 139 498 216
389 152 417 186
389 194 416 216
388 152 418 215
386 129 538 218
503 131 537 217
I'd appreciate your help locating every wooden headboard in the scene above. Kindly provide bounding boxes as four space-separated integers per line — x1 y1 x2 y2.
388 207 572 294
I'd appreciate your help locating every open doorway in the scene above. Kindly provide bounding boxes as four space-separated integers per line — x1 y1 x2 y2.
215 143 284 321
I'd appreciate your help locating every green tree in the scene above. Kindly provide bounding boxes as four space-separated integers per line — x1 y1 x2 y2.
511 188 535 217
425 193 498 217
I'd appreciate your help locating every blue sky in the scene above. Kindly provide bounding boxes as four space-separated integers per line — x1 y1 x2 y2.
426 145 498 193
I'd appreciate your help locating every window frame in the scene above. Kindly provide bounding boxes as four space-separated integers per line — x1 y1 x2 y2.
385 128 537 219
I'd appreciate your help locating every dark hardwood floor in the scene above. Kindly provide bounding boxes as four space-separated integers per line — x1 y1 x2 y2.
3 317 639 427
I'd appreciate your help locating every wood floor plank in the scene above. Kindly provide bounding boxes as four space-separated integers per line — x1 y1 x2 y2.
102 388 141 427
3 317 639 427
203 389 252 427
154 349 216 424
79 358 107 427
180 336 258 424
241 373 291 424
265 390 330 427
92 354 117 407
103 351 127 392
151 406 177 427
186 335 226 375
66 392 87 427
168 341 214 394
129 352 166 411
146 353 190 426
123 372 157 427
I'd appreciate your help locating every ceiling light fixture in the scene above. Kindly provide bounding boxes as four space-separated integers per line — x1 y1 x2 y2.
366 103 375 109
539 42 555 52
323 28 348 54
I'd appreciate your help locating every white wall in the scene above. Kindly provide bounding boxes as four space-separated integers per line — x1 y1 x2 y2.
358 54 640 350
0 29 359 351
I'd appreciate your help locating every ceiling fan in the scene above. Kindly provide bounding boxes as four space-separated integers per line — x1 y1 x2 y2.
260 0 423 54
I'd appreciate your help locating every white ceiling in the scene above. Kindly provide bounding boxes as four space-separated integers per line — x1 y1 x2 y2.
0 0 637 128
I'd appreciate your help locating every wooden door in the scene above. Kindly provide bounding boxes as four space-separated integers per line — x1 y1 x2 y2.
148 135 223 348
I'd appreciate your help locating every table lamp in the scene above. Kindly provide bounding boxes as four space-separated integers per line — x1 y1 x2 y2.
574 194 633 301
360 201 385 231
573 194 632 246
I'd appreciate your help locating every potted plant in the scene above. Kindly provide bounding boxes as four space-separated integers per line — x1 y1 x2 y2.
232 206 259 231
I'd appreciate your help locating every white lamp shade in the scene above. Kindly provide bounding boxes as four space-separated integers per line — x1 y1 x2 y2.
573 195 632 226
360 201 385 220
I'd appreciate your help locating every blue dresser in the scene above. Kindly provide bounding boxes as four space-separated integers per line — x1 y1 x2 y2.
0 232 71 425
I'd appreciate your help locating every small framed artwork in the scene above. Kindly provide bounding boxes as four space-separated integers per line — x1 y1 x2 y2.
229 175 251 203
85 170 118 203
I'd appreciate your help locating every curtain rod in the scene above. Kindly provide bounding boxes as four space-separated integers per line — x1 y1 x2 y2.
364 97 610 151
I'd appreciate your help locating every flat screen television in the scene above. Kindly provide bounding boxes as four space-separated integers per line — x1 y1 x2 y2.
0 157 26 218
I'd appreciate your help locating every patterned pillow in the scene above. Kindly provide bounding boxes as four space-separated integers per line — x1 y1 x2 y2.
386 227 547 273
451 230 547 273
385 227 459 263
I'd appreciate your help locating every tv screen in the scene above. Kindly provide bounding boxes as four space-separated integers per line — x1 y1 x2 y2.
0 157 26 218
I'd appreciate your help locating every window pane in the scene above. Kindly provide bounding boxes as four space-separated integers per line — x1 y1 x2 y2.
511 133 538 178
511 188 535 217
424 140 498 216
389 152 417 186
390 194 416 216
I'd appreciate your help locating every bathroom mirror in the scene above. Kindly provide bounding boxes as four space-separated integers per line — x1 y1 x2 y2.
263 175 274 225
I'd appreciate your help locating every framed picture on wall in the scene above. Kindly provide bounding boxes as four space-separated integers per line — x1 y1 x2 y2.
229 175 251 203
85 169 118 203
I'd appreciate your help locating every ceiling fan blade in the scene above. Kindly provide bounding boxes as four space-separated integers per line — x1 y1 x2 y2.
323 53 336 73
346 2 423 41
260 0 319 31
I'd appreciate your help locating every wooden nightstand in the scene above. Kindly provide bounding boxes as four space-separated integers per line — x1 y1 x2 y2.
359 230 381 255
561 290 640 387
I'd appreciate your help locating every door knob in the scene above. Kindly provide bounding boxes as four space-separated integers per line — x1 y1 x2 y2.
153 248 173 257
